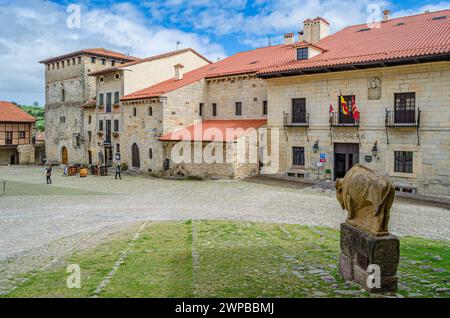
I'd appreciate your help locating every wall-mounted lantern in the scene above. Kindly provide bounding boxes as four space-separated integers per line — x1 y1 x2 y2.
313 140 319 153
372 141 378 157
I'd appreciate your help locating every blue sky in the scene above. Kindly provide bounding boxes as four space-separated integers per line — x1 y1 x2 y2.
0 0 449 105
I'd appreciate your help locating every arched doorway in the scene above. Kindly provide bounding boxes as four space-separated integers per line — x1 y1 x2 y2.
131 143 140 168
61 147 68 165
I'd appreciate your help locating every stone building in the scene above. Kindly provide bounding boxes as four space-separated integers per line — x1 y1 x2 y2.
39 48 138 165
119 44 297 177
257 10 450 196
84 49 211 167
0 101 36 165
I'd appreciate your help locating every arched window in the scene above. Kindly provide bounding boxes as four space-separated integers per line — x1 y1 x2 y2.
148 106 152 116
149 148 153 159
133 107 137 117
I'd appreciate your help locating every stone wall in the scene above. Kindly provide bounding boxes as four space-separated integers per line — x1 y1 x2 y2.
266 61 450 195
204 75 268 120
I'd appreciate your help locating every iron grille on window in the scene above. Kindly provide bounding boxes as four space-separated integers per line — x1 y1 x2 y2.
394 151 413 173
292 147 305 166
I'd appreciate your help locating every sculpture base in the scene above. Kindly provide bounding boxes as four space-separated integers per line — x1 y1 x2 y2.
339 223 399 293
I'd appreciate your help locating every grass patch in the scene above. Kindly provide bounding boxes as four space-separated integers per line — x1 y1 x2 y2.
4 221 450 298
1 180 101 196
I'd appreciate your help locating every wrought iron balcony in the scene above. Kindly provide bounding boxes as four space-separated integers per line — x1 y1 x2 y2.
385 109 420 127
284 112 309 127
329 112 359 127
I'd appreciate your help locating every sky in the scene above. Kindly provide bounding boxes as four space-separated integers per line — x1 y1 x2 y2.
0 0 449 106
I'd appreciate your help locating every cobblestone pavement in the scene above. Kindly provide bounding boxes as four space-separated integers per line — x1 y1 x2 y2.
0 166 449 293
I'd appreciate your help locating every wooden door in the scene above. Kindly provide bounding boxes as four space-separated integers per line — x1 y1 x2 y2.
61 147 68 165
131 143 140 168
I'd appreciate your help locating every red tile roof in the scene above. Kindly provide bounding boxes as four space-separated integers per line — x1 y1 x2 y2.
159 119 267 142
121 45 295 100
39 48 138 64
122 9 450 101
89 48 211 76
260 9 450 75
0 101 36 123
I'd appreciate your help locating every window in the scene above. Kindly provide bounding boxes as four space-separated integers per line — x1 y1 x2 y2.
212 103 217 117
98 93 104 105
88 115 92 124
72 58 76 65
99 120 104 131
395 151 413 173
47 64 51 71
199 103 204 116
263 100 268 115
292 147 305 166
148 106 153 116
114 91 120 104
67 59 70 66
19 131 25 139
57 62 60 69
394 93 416 123
149 148 153 159
235 102 242 116
91 57 96 63
106 93 112 112
78 57 82 64
115 73 120 79
116 144 120 153
61 60 65 68
5 132 12 144
112 61 116 67
292 98 306 123
88 131 92 142
297 48 308 60
60 116 65 124
101 59 106 65
133 108 137 117
114 119 119 132
61 89 66 102
74 134 81 147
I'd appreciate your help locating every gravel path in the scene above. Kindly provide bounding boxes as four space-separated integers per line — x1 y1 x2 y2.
0 166 449 293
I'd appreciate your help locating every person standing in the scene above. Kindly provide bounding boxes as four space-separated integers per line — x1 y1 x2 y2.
114 161 122 180
45 164 52 184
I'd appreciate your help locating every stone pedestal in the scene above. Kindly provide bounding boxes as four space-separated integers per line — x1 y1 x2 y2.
339 223 399 293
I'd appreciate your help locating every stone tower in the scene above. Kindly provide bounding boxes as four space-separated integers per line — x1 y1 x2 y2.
39 49 137 165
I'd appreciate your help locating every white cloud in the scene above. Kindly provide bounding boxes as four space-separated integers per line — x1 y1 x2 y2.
0 0 226 105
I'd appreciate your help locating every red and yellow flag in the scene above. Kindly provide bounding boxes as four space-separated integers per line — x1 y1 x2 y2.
340 95 349 115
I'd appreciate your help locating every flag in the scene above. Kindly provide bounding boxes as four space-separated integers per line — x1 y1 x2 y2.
351 95 360 120
329 104 334 113
340 95 349 115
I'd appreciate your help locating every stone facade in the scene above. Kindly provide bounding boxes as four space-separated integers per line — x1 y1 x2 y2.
42 52 136 165
265 61 450 196
86 50 210 169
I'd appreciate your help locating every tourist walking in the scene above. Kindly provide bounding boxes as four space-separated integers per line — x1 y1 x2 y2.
45 164 52 184
114 161 122 180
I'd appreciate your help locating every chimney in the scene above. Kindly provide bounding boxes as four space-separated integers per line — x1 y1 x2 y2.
174 63 184 80
284 33 295 45
383 9 391 22
302 17 329 44
298 31 304 42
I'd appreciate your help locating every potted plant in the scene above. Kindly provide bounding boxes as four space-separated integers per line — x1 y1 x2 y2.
113 131 120 138
325 168 332 180
97 131 103 137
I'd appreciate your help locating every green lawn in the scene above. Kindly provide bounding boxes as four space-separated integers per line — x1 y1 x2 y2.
4 221 450 298
0 180 101 196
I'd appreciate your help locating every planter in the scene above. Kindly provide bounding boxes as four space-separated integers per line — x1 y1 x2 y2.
79 168 88 178
69 166 78 176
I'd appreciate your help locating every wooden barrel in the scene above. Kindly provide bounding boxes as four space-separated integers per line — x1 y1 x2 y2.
69 166 78 176
79 168 88 178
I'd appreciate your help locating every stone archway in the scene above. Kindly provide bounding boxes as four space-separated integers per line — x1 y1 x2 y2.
61 146 68 165
131 143 140 168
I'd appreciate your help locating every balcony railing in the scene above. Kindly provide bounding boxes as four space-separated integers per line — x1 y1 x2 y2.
385 109 420 127
284 112 309 127
329 112 359 127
